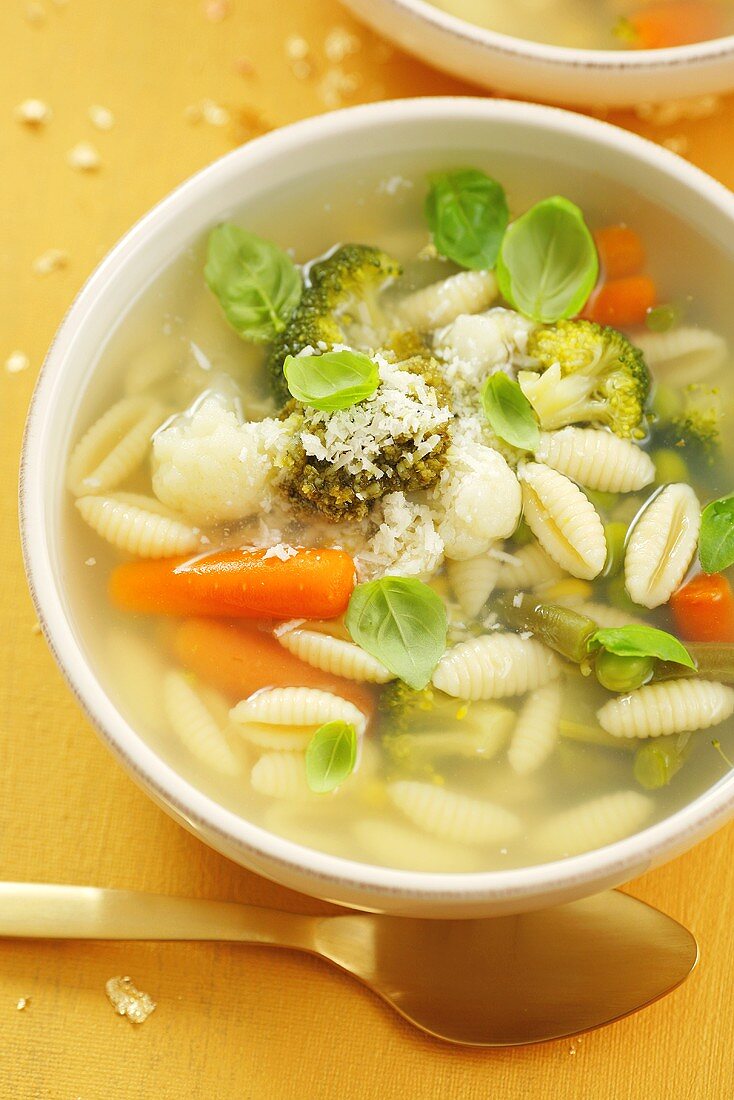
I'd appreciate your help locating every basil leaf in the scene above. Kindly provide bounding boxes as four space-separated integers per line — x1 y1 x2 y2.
425 168 509 270
700 495 734 574
345 577 447 690
305 721 358 793
496 196 599 323
205 224 302 343
284 349 379 411
589 626 695 669
481 371 539 450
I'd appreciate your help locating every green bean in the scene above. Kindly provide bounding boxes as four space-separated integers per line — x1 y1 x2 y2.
634 734 691 790
653 643 734 685
603 521 628 578
559 719 636 753
495 594 597 664
595 650 654 693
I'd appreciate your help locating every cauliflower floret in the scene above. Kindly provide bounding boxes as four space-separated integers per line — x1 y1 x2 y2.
432 432 522 560
354 491 444 581
434 307 536 381
152 395 292 524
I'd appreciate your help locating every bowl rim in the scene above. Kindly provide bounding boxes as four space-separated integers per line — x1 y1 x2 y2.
364 0 734 69
19 96 734 905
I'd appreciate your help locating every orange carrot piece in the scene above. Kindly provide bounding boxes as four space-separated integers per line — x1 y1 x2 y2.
594 225 645 280
109 547 355 620
627 2 724 49
583 275 657 328
670 573 734 643
172 618 376 715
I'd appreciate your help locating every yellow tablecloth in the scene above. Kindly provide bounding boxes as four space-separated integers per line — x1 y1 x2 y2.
2 2 734 1096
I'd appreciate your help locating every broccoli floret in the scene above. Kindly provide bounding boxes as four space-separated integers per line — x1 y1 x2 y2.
651 383 722 471
379 681 437 736
267 244 401 402
519 319 650 439
277 355 453 522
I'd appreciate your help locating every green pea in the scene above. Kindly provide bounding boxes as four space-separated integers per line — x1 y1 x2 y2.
652 447 689 485
606 574 640 615
650 384 683 422
634 736 689 789
595 650 654 693
645 303 681 333
603 521 628 577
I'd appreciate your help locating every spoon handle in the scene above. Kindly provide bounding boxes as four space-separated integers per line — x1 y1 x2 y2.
0 882 319 950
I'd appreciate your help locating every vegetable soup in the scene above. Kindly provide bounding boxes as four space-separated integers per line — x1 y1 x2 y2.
63 153 734 872
426 0 734 50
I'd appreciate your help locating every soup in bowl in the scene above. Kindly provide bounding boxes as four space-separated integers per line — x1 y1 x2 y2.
21 99 734 917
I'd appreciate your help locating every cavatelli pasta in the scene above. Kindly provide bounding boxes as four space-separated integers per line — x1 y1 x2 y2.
432 633 560 700
447 552 500 618
633 326 727 387
388 781 520 845
235 723 314 752
519 462 607 580
230 687 367 734
250 752 310 799
597 679 734 739
534 428 655 493
395 269 498 331
106 630 169 730
352 818 482 873
496 543 563 590
76 493 202 558
624 483 700 608
536 790 653 857
163 671 241 776
277 629 394 683
507 682 562 776
67 397 167 497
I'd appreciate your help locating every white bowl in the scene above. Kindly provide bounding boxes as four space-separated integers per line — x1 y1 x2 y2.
341 0 734 107
20 98 734 918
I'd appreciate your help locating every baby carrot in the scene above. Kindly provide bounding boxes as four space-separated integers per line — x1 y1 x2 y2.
583 275 657 328
626 2 724 49
172 618 376 715
109 547 356 620
670 573 734 644
594 225 645 280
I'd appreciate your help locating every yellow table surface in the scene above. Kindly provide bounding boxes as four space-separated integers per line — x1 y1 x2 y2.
2 2 734 1096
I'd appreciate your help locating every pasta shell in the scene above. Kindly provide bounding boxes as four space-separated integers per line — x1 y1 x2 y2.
496 543 563 590
534 428 655 493
519 462 607 580
447 552 500 617
597 679 734 739
432 633 560 700
76 492 202 558
395 270 498 331
277 629 394 684
67 397 167 497
250 752 310 799
388 781 520 845
230 687 367 734
507 682 562 776
352 819 482 873
163 672 241 776
634 326 727 387
537 791 653 857
624 483 700 608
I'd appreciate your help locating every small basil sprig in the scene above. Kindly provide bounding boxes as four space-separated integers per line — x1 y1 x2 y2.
284 349 379 411
346 577 447 690
699 494 734 574
482 372 539 450
425 168 509 270
305 721 358 793
496 196 598 323
588 625 695 669
205 224 302 343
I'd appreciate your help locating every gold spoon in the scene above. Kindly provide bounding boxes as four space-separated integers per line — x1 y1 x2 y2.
0 882 697 1046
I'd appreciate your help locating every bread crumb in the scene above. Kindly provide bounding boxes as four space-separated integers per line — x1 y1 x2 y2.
15 98 52 125
201 99 230 126
85 557 96 566
16 998 29 1011
88 104 114 131
31 622 42 635
105 977 156 1024
67 142 101 171
5 351 29 374
32 248 69 275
